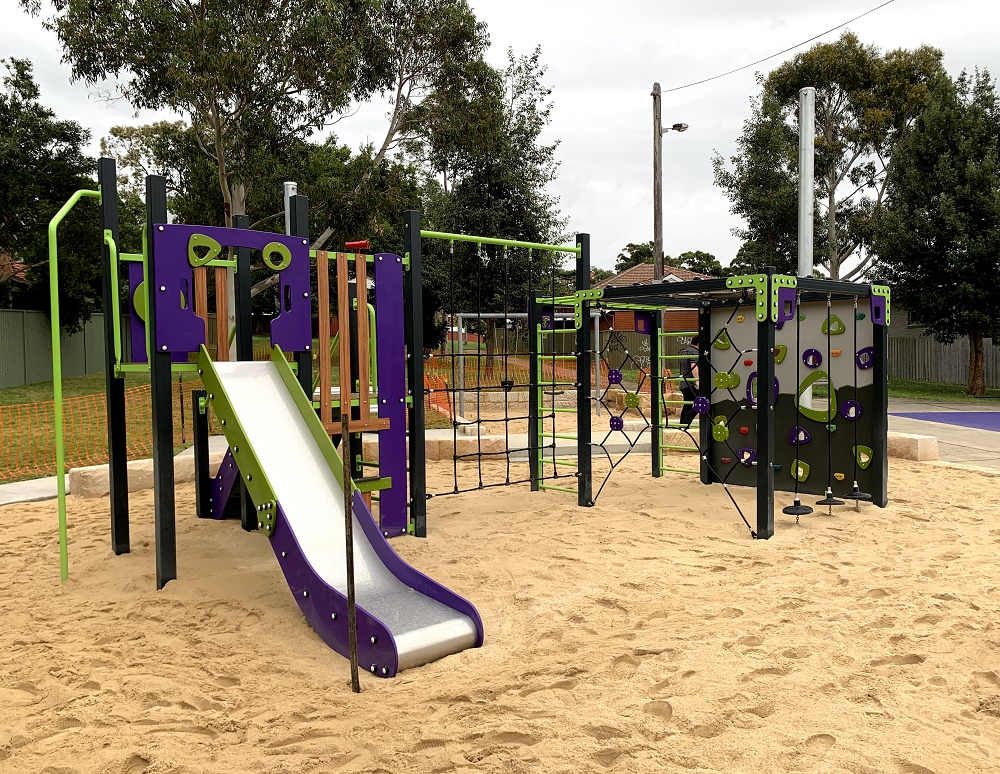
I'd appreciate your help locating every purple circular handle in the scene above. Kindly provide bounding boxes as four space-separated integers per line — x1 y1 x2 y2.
607 369 623 385
803 349 822 368
609 415 624 431
841 400 862 421
693 396 710 415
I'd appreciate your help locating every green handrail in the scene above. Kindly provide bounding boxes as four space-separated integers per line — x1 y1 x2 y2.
104 230 122 375
420 229 581 255
50 188 101 582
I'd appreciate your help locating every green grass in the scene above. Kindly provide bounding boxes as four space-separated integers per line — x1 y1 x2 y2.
887 377 1000 402
0 371 160 406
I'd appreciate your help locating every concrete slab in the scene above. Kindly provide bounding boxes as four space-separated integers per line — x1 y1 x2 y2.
0 475 69 506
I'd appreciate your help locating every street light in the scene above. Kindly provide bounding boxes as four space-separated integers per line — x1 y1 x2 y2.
652 82 688 282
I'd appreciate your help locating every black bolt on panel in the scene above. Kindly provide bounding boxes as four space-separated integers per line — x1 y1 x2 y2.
145 175 177 588
403 210 426 537
98 158 130 555
576 234 594 507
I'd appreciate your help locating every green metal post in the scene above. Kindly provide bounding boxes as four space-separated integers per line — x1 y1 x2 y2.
49 188 101 582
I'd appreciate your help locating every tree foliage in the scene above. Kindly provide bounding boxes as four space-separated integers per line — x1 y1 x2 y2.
872 70 1000 395
714 32 944 279
0 58 105 330
675 250 724 277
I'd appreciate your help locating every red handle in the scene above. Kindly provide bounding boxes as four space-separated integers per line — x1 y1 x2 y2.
345 240 370 250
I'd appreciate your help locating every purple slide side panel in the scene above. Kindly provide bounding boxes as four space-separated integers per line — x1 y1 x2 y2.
128 261 147 363
373 253 408 537
353 490 485 648
211 448 239 520
269 503 399 678
776 286 797 325
151 224 311 353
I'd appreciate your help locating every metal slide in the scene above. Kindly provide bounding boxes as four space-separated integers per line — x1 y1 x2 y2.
199 350 483 677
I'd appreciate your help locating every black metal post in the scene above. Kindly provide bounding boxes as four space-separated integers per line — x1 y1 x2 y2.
871 310 889 507
650 310 662 478
145 175 177 587
755 269 776 539
402 210 426 537
528 291 542 490
698 305 712 485
348 280 363 482
193 389 211 518
289 195 313 397
576 234 593 507
98 158 130 555
232 213 256 530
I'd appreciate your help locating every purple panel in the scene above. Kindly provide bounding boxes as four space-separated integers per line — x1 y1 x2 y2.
150 224 310 353
211 448 239 520
871 295 887 327
128 261 147 363
352 489 484 648
373 253 408 537
634 312 652 335
541 311 554 331
776 286 797 325
269 502 398 677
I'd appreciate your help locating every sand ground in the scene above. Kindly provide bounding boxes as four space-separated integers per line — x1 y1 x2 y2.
2 457 999 774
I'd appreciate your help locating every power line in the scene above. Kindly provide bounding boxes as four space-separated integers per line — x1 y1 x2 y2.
663 0 897 93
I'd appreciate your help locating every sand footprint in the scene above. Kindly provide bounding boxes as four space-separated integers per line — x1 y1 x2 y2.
643 700 673 721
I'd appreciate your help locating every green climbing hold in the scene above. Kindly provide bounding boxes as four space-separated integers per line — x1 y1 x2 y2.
774 344 787 363
798 313 806 321
712 423 730 442
774 463 783 472
713 371 740 390
854 445 873 470
826 423 837 432
713 329 732 350
791 459 811 483
822 314 846 335
624 392 640 409
188 233 222 267
856 312 866 321
796 370 838 422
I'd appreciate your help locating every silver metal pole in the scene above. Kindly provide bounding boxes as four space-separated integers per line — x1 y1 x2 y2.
283 182 298 236
652 82 664 282
797 87 815 279
457 314 465 417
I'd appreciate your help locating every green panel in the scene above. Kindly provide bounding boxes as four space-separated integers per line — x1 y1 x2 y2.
270 345 352 492
796 370 838 422
872 285 891 325
197 346 279 535
822 314 846 335
768 275 796 322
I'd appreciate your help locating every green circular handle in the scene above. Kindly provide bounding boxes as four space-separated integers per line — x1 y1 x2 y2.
263 241 292 271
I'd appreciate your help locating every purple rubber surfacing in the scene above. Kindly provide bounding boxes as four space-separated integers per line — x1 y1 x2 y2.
211 448 239 520
151 225 310 353
891 411 1000 432
373 254 407 536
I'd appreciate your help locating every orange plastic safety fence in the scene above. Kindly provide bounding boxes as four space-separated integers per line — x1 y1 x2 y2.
0 381 219 484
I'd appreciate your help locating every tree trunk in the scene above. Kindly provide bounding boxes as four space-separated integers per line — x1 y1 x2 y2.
968 329 986 396
226 182 245 360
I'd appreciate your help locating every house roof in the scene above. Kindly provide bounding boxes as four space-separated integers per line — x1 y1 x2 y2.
595 262 713 289
0 252 28 285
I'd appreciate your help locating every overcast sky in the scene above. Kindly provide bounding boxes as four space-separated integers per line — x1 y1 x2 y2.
3 0 998 270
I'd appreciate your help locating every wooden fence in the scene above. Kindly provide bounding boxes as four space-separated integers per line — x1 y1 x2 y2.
887 335 1000 387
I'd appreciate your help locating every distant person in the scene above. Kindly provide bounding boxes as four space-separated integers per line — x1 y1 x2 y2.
679 343 700 427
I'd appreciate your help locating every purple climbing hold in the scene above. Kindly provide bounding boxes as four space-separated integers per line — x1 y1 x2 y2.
841 400 862 421
608 369 623 385
736 448 757 467
803 349 822 368
746 372 780 408
856 347 873 370
609 415 624 431
790 426 811 445
693 396 710 415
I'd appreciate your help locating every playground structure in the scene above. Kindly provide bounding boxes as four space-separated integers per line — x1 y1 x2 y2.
47 161 483 680
45 159 889 677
